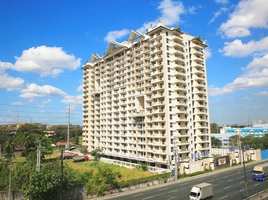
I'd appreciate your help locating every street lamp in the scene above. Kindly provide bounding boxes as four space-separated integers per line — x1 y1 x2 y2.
173 136 178 180
7 159 12 200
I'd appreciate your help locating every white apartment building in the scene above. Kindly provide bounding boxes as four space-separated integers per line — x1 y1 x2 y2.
82 22 211 170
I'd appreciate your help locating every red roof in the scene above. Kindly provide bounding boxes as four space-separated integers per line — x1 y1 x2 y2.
55 142 74 146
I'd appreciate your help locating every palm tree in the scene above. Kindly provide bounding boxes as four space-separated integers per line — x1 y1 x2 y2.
19 132 34 155
4 137 14 159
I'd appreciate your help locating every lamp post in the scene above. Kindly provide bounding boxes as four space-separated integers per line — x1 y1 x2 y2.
8 159 12 200
173 136 178 180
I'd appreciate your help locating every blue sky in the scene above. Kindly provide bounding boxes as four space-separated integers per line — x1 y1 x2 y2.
0 0 268 126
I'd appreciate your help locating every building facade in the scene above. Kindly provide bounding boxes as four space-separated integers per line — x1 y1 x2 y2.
82 23 211 170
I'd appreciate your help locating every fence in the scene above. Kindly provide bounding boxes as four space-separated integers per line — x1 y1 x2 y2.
0 191 24 200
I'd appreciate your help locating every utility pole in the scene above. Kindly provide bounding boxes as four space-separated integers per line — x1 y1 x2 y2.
67 105 70 150
239 138 248 198
36 140 42 172
8 160 12 200
173 137 178 180
60 149 64 200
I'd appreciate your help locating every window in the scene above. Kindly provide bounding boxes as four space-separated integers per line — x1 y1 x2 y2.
166 31 168 36
167 60 170 65
167 46 169 50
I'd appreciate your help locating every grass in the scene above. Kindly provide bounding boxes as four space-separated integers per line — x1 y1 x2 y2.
44 150 156 182
66 160 155 181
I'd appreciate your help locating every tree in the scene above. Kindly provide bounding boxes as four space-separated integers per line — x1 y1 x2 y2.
90 147 103 161
210 123 219 133
13 161 77 200
16 131 36 155
229 135 241 147
0 162 9 191
211 136 222 148
3 137 15 158
86 166 121 196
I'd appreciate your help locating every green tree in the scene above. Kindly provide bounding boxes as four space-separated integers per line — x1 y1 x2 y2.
229 135 241 147
13 161 77 200
16 131 36 155
210 123 219 133
3 137 15 158
211 136 222 148
0 162 9 190
86 166 121 196
90 147 103 161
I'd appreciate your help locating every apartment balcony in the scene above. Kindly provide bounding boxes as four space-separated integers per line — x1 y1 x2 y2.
192 61 204 68
174 63 185 70
197 138 210 144
177 125 188 130
153 158 168 163
195 103 207 108
193 81 206 88
192 68 205 75
153 149 167 154
193 89 206 94
173 55 184 62
172 40 184 49
151 70 164 77
177 148 189 153
150 47 162 55
151 62 163 69
192 55 204 62
151 85 164 92
192 48 203 56
91 89 101 94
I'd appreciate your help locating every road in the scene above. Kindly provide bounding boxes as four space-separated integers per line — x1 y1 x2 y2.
99 160 268 200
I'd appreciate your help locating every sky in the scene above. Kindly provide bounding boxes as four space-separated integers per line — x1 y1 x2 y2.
0 0 268 126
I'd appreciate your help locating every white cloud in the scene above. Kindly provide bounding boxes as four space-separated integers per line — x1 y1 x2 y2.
36 99 53 108
205 48 212 59
11 101 27 106
220 37 268 57
104 29 130 43
209 53 268 96
20 83 66 98
138 0 186 33
61 95 82 104
219 0 268 38
8 46 81 77
215 0 229 4
208 7 228 24
77 84 83 92
254 91 268 96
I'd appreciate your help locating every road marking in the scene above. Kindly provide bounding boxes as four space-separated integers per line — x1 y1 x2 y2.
159 188 168 191
224 186 231 189
254 183 260 186
208 179 214 182
227 179 233 182
143 196 154 200
223 175 229 178
168 190 178 193
240 181 244 184
220 195 228 199
133 194 143 197
167 196 177 200
239 189 245 192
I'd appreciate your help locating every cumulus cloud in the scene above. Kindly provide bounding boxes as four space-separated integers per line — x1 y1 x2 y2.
104 29 130 43
138 0 186 33
208 7 228 24
61 95 83 104
36 99 53 108
11 101 27 106
253 91 268 96
20 83 66 98
105 0 188 40
219 0 268 38
209 53 268 96
220 37 268 57
15 46 81 77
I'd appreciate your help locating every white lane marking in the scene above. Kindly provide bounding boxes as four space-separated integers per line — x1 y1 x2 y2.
159 188 168 191
220 195 228 199
168 190 178 193
167 196 177 200
239 189 245 192
133 194 143 197
208 179 215 182
240 181 244 184
254 183 260 186
224 186 231 189
143 196 154 200
227 179 233 182
223 176 229 178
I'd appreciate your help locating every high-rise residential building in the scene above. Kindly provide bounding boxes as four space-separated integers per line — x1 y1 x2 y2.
82 22 211 171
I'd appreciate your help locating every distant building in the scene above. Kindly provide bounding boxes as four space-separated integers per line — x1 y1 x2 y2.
224 124 268 138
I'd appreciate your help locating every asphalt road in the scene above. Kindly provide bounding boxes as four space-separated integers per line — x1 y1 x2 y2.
99 160 268 200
